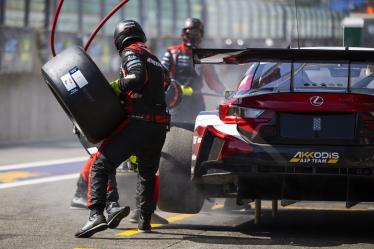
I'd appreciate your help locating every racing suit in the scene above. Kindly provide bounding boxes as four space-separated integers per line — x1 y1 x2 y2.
72 153 118 208
88 42 169 218
161 42 225 123
73 152 160 209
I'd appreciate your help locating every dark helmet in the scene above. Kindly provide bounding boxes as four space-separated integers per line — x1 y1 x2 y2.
182 18 204 48
114 20 147 51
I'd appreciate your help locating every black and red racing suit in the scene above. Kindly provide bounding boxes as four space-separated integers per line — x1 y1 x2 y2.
161 42 225 123
88 42 169 216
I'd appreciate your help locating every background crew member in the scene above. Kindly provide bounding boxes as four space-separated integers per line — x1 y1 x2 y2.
75 20 169 238
161 17 225 123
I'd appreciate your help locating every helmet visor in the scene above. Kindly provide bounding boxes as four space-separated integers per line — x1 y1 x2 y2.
183 28 203 47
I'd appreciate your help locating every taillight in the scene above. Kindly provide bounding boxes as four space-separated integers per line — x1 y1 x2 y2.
228 106 265 118
219 104 265 123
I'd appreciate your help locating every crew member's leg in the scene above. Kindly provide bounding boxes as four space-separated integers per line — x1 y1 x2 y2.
70 153 120 210
89 153 127 229
75 121 137 238
137 124 167 232
106 164 119 203
129 174 168 224
70 155 96 209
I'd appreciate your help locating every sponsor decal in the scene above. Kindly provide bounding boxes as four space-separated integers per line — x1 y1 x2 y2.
69 66 88 88
192 136 202 144
60 66 89 95
289 151 339 164
147 57 162 68
60 73 78 94
310 96 324 106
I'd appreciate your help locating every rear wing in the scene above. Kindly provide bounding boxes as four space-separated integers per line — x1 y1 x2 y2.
192 47 374 64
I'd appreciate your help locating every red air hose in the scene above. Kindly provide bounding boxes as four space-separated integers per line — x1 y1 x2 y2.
50 0 130 56
50 0 64 57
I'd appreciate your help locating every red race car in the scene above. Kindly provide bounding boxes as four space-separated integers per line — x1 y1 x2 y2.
159 47 374 214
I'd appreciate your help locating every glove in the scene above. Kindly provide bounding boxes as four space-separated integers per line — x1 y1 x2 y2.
180 85 193 96
129 155 138 166
110 79 122 96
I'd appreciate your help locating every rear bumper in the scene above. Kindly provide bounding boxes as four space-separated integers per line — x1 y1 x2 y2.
231 144 374 167
195 144 374 177
194 145 374 202
196 171 374 202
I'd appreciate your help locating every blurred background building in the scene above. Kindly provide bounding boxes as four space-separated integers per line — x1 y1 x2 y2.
0 0 372 143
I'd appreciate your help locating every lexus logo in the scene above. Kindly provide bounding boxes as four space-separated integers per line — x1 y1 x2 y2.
310 96 324 106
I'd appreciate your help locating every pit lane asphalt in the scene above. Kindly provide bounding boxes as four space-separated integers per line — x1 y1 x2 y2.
1 140 374 249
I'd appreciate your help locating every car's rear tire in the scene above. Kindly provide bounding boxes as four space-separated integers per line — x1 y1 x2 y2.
158 125 204 214
41 46 125 143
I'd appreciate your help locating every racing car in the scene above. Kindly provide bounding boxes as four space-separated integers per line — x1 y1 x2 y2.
158 47 374 214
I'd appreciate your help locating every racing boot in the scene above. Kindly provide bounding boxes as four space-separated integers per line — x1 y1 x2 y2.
138 212 152 233
70 175 88 209
70 195 88 209
106 202 130 229
129 208 168 224
75 210 108 238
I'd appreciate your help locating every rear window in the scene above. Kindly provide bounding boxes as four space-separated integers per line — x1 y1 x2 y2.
237 63 258 92
293 63 348 92
251 62 291 92
234 61 374 96
350 63 374 94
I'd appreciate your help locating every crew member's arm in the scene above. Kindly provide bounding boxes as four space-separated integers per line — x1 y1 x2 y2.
117 49 147 93
162 65 171 91
161 50 176 78
203 65 225 93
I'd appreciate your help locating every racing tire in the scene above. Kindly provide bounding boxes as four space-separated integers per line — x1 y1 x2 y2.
41 46 125 143
158 125 204 214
